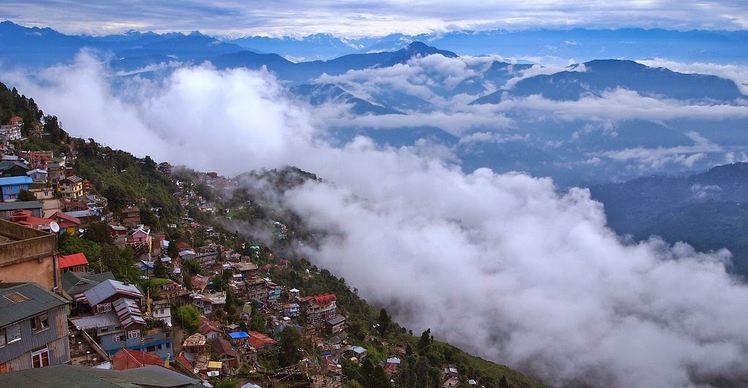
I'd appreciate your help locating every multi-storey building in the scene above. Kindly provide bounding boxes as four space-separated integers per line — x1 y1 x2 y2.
0 283 70 373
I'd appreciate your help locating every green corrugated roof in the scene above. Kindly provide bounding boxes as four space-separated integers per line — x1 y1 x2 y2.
0 283 68 327
0 200 42 211
0 365 202 387
62 271 115 297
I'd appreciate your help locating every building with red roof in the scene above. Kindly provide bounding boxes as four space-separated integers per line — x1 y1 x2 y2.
9 209 54 231
51 211 81 234
58 252 88 272
303 293 338 325
111 348 165 370
247 331 277 350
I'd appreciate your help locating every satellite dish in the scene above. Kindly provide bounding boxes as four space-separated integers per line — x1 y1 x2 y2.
49 221 60 233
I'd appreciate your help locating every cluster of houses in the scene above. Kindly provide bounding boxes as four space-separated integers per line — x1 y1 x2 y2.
0 153 106 230
0 114 490 387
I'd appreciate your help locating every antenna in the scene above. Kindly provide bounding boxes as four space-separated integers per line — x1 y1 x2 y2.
49 221 60 233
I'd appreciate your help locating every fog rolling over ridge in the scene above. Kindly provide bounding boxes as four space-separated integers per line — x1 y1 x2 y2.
6 55 748 387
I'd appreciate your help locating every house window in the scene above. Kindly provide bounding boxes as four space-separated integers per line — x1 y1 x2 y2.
112 334 124 342
127 330 140 339
31 313 49 333
97 303 112 313
31 348 49 368
0 324 21 346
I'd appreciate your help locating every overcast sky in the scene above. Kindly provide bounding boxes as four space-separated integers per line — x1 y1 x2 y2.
2 0 747 37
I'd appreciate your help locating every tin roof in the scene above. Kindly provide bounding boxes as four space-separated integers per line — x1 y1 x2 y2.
84 279 143 307
59 252 88 269
0 175 32 186
0 283 68 327
0 364 202 387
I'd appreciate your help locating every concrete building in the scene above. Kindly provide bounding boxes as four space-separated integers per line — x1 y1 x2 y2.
0 176 33 202
0 219 58 291
60 175 83 200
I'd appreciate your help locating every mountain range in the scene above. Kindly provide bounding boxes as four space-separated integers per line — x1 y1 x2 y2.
2 20 747 186
591 162 748 278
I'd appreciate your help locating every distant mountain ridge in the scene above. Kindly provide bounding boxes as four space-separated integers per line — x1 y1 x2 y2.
2 20 748 186
473 59 744 103
590 162 748 278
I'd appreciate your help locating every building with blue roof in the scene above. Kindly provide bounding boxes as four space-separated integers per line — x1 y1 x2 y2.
0 176 32 202
227 331 249 340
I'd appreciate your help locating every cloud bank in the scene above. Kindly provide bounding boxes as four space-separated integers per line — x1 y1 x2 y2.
5 55 748 387
3 0 748 36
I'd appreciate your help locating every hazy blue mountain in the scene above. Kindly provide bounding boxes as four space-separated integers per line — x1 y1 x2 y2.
227 28 748 63
483 61 534 86
210 41 457 82
114 31 243 58
473 59 745 103
229 33 361 60
590 162 748 277
292 83 404 115
0 20 87 67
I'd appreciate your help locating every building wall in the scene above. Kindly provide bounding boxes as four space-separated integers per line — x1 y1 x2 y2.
0 306 70 370
41 199 60 218
0 220 58 291
100 330 173 360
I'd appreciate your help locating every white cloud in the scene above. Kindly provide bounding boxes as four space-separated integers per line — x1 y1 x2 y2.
599 131 723 169
3 1 748 37
5 55 748 387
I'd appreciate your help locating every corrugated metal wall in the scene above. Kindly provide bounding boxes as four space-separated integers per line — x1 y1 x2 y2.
0 306 68 366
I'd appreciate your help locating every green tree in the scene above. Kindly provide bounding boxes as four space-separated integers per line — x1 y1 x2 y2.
167 240 179 258
249 307 267 332
153 257 167 278
499 376 509 388
82 222 113 245
175 305 200 334
211 378 239 388
359 358 391 388
225 288 237 318
103 184 128 212
140 206 159 229
279 326 302 367
17 189 36 201
377 308 391 337
418 328 432 353
58 234 102 263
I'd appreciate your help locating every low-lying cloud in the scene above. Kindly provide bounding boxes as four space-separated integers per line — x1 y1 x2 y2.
5 54 748 387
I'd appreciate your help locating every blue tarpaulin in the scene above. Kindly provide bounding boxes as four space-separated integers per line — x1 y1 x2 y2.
228 331 249 339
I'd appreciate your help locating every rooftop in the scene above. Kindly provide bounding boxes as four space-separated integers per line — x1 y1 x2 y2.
227 331 249 339
307 293 336 306
0 282 68 327
182 333 207 348
84 279 143 307
0 364 201 387
112 348 165 371
327 315 346 326
248 331 277 349
59 252 88 269
210 337 238 358
70 312 120 330
62 271 115 299
0 175 32 186
0 200 42 213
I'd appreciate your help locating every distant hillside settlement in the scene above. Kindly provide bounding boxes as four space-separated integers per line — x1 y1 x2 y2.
0 99 538 388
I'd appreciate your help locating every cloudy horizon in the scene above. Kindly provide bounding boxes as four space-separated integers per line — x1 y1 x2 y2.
4 52 748 386
1 1 747 37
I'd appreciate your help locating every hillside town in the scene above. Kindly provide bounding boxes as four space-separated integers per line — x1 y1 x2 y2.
0 90 531 388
